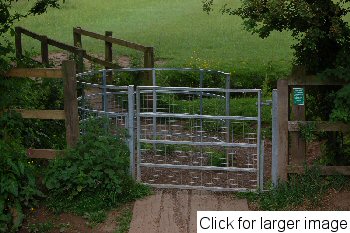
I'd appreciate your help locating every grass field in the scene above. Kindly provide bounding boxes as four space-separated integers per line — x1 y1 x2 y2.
12 0 293 83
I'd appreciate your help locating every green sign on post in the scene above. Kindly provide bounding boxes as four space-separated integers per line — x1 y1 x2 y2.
293 87 304 105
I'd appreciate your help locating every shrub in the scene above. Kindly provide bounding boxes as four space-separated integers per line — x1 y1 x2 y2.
0 140 42 232
44 117 130 198
44 117 150 217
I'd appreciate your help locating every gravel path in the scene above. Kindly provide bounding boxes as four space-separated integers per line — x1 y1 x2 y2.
129 189 248 233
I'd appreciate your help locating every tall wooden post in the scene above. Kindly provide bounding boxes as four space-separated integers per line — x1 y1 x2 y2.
105 31 113 83
277 79 289 181
290 67 306 165
41 36 49 66
144 47 154 85
15 27 22 60
62 60 79 147
75 48 85 73
105 31 113 67
73 27 82 48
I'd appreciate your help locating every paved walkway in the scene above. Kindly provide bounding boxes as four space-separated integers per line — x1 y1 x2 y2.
129 190 248 233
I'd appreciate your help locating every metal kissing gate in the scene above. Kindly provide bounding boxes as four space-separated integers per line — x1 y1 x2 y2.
77 68 263 192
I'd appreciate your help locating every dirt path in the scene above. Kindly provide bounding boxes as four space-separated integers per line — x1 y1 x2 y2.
129 189 248 233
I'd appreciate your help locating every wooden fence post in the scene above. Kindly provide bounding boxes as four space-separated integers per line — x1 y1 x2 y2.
41 36 49 66
73 27 82 48
62 60 79 147
75 48 85 73
289 67 306 165
277 79 289 181
105 31 113 83
15 27 22 60
144 47 154 85
105 31 113 67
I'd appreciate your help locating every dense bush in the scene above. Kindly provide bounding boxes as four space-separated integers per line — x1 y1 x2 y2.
44 117 150 218
44 117 129 198
0 140 42 232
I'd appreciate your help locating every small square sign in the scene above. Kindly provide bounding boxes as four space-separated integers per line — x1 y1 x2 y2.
293 87 304 105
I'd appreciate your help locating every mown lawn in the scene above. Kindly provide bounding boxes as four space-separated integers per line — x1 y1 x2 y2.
12 0 293 79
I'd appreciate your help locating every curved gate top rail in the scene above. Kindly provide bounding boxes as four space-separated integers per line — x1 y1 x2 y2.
77 67 231 76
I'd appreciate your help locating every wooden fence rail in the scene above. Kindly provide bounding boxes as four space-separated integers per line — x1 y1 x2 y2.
3 60 79 159
277 73 350 181
73 27 154 84
15 26 155 84
15 27 85 72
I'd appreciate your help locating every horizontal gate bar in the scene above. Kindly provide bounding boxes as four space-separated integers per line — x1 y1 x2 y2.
144 183 256 192
139 139 257 148
137 86 261 93
141 163 257 172
78 107 128 117
139 112 258 121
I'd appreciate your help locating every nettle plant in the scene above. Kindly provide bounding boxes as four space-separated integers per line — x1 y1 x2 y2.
44 117 130 199
44 117 150 214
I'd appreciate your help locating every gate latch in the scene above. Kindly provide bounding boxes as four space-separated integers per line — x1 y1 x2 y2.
257 100 272 106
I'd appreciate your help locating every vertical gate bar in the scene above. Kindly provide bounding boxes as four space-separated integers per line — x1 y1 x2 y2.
199 70 204 168
128 85 135 178
272 89 279 187
225 73 231 167
260 140 265 191
102 69 107 112
152 69 157 151
136 88 141 181
257 90 262 190
199 69 204 116
77 73 86 122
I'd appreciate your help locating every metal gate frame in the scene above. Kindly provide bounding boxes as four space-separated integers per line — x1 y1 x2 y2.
135 86 263 192
77 68 264 192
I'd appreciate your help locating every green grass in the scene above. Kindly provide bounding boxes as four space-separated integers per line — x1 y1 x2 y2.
11 0 293 80
114 208 133 233
237 166 349 210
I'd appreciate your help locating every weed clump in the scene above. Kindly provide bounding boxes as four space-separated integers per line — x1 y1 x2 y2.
238 166 348 210
44 117 150 224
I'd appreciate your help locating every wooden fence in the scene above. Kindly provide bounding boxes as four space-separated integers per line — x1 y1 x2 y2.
3 60 79 159
73 27 154 73
15 27 85 72
15 26 155 83
277 72 350 181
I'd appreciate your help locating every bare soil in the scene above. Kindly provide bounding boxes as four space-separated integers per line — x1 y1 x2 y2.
33 52 133 69
19 204 132 233
129 189 248 233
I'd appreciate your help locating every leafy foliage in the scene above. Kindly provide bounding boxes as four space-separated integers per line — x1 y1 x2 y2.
203 0 350 123
44 117 151 220
114 208 133 233
44 117 130 198
0 0 64 71
237 166 348 210
204 0 350 72
299 121 317 143
0 139 43 232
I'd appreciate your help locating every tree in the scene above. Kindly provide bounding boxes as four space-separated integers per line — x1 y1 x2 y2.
203 0 350 73
203 0 350 122
203 0 350 165
0 0 64 69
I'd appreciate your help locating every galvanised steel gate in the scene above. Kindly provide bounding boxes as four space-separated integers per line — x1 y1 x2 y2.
77 68 263 192
136 86 262 191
